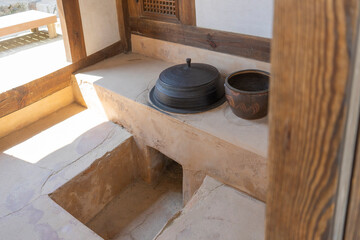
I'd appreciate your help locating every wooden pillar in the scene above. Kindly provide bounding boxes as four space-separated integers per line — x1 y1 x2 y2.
266 0 360 239
57 0 87 62
178 0 196 25
116 0 131 52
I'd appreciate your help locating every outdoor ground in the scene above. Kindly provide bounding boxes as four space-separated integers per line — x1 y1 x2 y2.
0 0 57 16
0 26 68 93
0 0 67 92
0 2 68 94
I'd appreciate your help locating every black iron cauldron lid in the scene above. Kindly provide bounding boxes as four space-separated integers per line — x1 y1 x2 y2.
149 58 226 114
159 58 220 88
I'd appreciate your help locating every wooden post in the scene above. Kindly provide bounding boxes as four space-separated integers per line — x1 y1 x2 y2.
266 0 360 239
47 23 57 39
56 0 87 62
116 0 131 52
178 0 196 25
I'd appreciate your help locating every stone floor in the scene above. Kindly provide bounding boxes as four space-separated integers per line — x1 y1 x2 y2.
87 162 183 240
155 176 266 240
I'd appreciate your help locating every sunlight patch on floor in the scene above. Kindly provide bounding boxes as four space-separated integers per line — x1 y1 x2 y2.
3 104 107 164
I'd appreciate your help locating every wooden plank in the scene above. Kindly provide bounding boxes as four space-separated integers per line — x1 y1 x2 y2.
345 126 360 239
266 0 359 239
57 0 87 62
117 0 131 51
178 0 196 25
0 41 124 119
0 10 57 37
130 17 271 62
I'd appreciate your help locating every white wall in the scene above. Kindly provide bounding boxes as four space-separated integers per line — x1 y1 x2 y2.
195 0 273 38
78 0 120 55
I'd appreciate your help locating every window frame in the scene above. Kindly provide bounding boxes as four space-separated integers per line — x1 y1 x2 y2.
140 0 180 23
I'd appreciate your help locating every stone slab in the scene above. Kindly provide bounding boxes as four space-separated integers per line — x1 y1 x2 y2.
0 195 102 240
155 176 266 240
0 154 51 218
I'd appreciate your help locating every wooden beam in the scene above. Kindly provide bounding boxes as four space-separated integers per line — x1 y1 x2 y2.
266 0 359 239
130 17 271 62
178 0 196 25
117 0 131 51
57 0 87 62
0 41 124 119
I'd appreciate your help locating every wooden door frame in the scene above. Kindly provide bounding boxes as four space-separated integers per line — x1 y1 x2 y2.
56 0 87 62
56 0 130 62
266 0 360 239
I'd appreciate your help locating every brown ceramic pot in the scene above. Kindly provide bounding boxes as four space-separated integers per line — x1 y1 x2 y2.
225 70 270 120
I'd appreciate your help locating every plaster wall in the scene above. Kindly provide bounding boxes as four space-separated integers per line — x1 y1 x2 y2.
195 0 274 38
131 35 271 77
78 0 120 56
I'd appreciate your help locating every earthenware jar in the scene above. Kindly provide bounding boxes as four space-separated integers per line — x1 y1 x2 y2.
224 69 270 120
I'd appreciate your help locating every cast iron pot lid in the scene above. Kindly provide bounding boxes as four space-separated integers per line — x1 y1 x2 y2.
149 58 225 114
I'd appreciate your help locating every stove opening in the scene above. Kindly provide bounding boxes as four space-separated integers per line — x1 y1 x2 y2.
87 156 183 240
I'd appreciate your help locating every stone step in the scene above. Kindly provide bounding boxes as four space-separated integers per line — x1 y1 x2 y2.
154 176 266 240
0 103 134 240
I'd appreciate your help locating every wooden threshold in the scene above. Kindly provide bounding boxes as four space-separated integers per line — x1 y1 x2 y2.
0 41 124 119
130 17 271 62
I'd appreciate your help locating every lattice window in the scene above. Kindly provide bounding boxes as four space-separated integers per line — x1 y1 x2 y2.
143 0 177 16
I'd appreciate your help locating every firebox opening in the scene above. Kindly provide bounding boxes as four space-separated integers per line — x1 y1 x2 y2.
86 152 183 240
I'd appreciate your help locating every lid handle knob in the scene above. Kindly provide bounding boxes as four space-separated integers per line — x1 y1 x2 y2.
186 58 191 68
